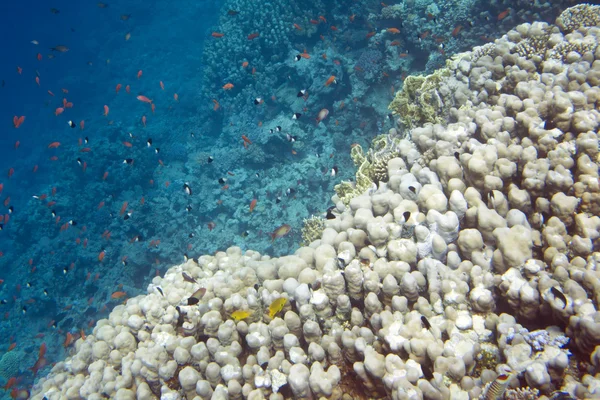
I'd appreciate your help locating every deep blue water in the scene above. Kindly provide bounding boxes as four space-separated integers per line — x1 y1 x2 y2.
0 0 576 396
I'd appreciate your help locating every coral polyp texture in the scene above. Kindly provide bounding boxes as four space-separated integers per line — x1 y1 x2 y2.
31 5 600 400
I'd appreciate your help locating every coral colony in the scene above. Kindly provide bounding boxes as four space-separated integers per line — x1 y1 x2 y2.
0 1 599 399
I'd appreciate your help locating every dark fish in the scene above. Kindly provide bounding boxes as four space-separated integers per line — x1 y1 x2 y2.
207 156 214 163
187 288 206 305
421 315 431 330
182 272 197 284
183 183 192 196
297 89 306 97
97 2 109 8
408 185 416 193
326 206 336 220
175 306 184 328
120 14 131 20
51 45 69 52
551 287 567 308
421 365 434 380
50 8 60 14
403 211 411 222
227 9 239 15
292 113 302 120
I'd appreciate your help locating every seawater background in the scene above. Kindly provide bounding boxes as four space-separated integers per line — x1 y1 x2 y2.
0 0 577 395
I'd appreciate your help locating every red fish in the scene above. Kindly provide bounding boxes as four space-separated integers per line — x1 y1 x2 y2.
55 107 64 116
120 201 128 215
116 83 122 93
47 142 61 149
111 291 127 299
141 115 146 127
223 83 234 90
80 120 85 130
39 343 47 358
498 9 510 20
249 198 257 213
137 95 152 103
37 53 42 61
125 85 131 93
137 70 142 79
13 116 25 128
387 28 400 34
452 25 462 37
174 93 179 102
7 168 14 179
160 81 165 90
293 23 302 30
103 105 109 116
63 332 74 347
3 377 16 390
103 171 108 180
247 32 259 40
212 32 224 37
35 76 40 86
98 250 106 262
122 141 133 147
0 183 3 194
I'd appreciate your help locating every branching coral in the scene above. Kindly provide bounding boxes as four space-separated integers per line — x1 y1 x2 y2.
388 68 451 128
334 135 401 204
556 3 600 32
301 216 325 246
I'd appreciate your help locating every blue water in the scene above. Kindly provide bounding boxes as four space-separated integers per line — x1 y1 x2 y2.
0 0 575 396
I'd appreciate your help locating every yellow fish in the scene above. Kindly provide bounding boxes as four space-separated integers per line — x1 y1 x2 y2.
231 310 252 321
269 298 287 319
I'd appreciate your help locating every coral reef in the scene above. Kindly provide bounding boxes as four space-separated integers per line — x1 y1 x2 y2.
300 216 325 247
27 4 600 400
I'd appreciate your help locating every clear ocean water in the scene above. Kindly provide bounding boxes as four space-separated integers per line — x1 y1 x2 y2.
0 0 577 396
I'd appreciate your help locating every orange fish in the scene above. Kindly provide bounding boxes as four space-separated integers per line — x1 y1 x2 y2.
390 40 401 46
247 32 259 40
115 83 122 93
324 75 336 86
242 61 249 68
79 120 85 130
242 135 252 146
212 32 224 38
7 342 16 351
330 26 338 31
137 70 143 79
151 103 156 113
39 343 47 358
122 141 133 147
310 19 319 24
160 81 165 90
12 116 25 128
55 107 64 116
103 105 109 116
366 31 376 39
47 142 60 149
387 28 400 34
452 25 462 37
174 93 179 101
319 15 327 22
98 250 106 262
102 171 108 180
35 76 40 86
212 99 220 111
63 332 74 348
223 83 234 90
498 9 510 20
111 291 127 299
137 95 152 103
120 201 128 215
3 377 16 391
270 224 291 242
249 198 257 213
293 23 302 30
